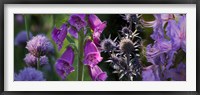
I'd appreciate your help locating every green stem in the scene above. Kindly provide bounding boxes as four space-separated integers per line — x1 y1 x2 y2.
77 29 85 81
37 57 40 70
24 15 30 40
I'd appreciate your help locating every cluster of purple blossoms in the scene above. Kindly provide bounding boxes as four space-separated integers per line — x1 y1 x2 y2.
24 34 53 67
52 14 107 81
142 14 186 81
15 67 45 81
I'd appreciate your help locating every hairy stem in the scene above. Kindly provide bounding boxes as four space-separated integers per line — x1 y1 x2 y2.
77 29 85 81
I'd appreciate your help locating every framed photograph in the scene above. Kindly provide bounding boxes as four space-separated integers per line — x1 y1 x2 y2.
1 0 199 94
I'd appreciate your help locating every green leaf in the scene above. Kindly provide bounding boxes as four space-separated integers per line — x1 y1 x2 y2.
66 35 75 44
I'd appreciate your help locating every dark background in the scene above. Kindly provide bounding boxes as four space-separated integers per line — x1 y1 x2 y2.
0 0 198 95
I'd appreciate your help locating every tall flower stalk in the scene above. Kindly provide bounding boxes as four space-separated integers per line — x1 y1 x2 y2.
77 29 85 81
53 14 107 81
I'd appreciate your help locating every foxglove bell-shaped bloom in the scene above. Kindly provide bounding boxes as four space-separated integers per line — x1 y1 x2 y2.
55 46 75 80
68 26 78 39
14 67 45 81
142 65 160 81
88 14 107 45
68 14 87 31
15 31 33 47
83 40 103 67
166 15 186 52
26 34 53 57
89 65 107 81
52 24 68 51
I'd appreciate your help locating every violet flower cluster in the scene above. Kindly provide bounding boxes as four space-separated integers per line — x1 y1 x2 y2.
15 34 54 81
141 14 186 81
52 14 107 81
101 14 143 81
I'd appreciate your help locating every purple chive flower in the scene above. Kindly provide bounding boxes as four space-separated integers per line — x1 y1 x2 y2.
39 56 49 65
15 14 24 24
14 31 33 47
88 14 107 45
68 14 87 31
166 15 186 52
55 46 75 80
52 24 68 51
83 40 103 67
14 67 45 81
24 53 49 66
142 65 160 81
164 62 186 81
88 65 107 81
26 34 53 57
24 53 37 66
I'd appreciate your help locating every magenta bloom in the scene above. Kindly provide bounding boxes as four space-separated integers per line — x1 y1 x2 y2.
89 65 107 81
166 15 186 52
52 24 68 51
142 65 160 81
55 46 75 80
83 40 103 67
68 26 78 39
88 14 107 45
68 14 87 31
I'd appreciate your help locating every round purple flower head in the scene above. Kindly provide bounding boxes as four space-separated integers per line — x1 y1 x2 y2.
83 39 103 67
26 34 53 57
14 67 45 81
15 31 33 47
88 65 107 81
15 14 24 24
55 46 75 80
24 53 37 66
24 53 49 66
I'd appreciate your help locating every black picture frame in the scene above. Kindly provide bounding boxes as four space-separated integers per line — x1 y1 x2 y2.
0 0 199 95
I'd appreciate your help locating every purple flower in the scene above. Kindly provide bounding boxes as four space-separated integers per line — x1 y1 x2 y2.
68 14 87 31
83 40 103 67
52 24 68 51
55 46 75 80
68 26 78 39
164 62 186 81
26 34 53 57
146 40 172 65
15 31 33 47
88 65 107 81
24 53 37 66
142 65 160 81
15 14 24 24
40 56 49 65
14 67 45 81
166 15 186 52
24 53 49 66
88 14 107 45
